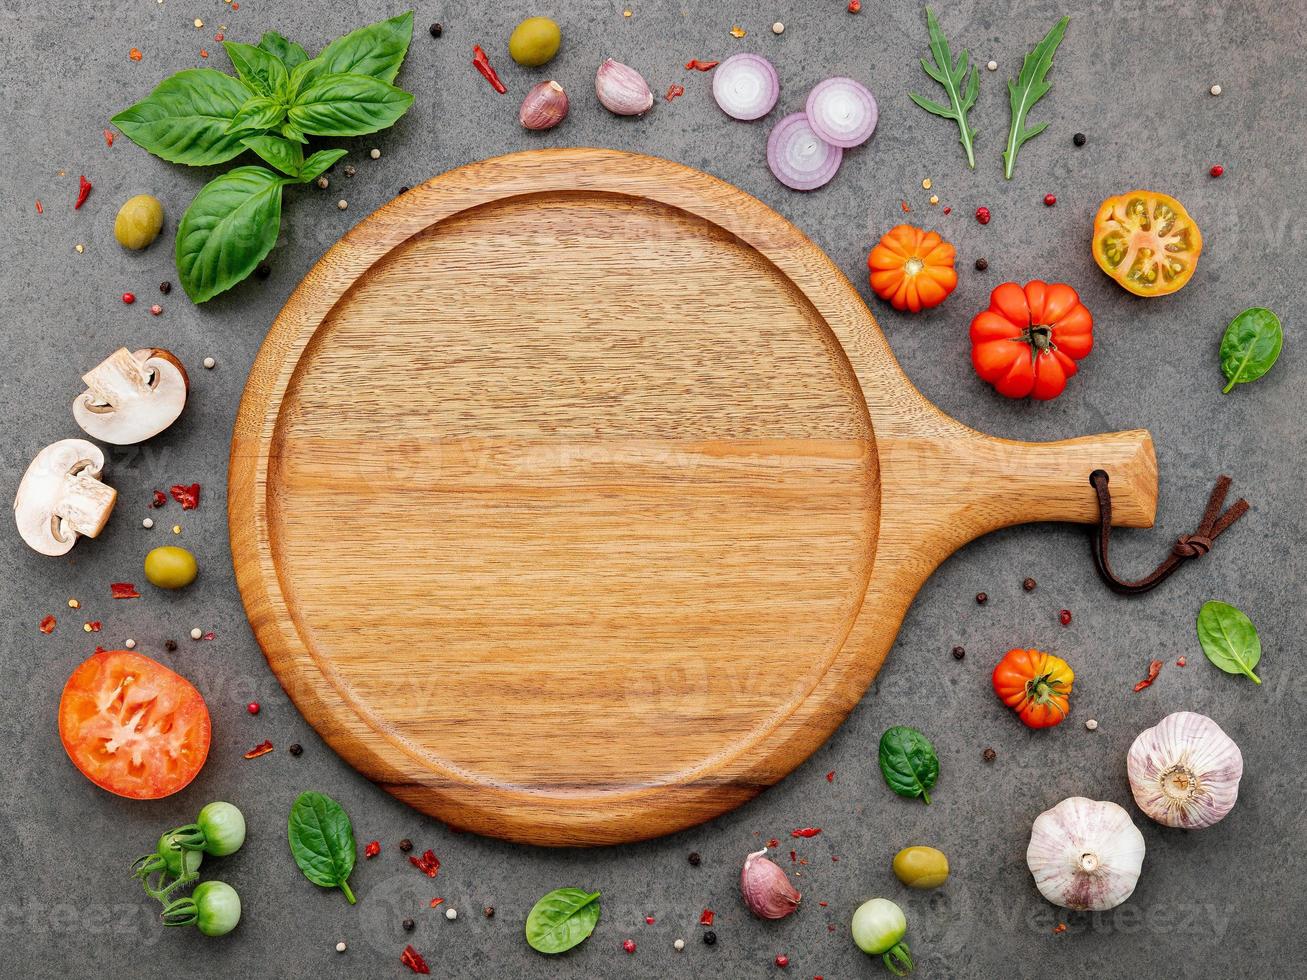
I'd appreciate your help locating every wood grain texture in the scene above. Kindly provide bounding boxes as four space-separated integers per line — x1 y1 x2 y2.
229 149 1157 846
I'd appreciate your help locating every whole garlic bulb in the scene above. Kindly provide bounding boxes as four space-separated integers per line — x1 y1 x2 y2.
1027 797 1145 911
1127 711 1243 829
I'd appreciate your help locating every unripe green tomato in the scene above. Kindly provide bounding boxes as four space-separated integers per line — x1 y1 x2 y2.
851 898 906 955
508 17 561 66
145 546 198 589
114 194 165 250
893 845 949 888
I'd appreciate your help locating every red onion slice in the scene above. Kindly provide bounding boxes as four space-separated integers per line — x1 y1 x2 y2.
805 76 878 148
712 53 780 121
766 113 842 191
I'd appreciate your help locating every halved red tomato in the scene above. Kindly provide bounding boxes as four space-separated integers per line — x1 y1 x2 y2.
59 650 211 799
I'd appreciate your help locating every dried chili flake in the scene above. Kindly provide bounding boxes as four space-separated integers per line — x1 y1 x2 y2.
729 25 746 38
789 850 797 863
401 945 430 974
429 897 444 908
214 32 225 42
410 849 440 877
1133 660 1163 692
150 490 167 508
129 48 143 62
74 175 92 210
818 901 828 908
94 646 107 655
791 827 821 838
39 615 56 634
170 483 200 510
699 908 715 926
35 199 43 214
943 206 952 215
900 200 911 212
243 739 274 759
1052 923 1067 935
1176 656 1187 667
202 631 216 641
364 840 381 859
767 838 780 848
199 49 209 59
84 621 102 633
111 582 140 599
684 59 719 71
103 129 115 148
665 83 685 102
472 44 506 93
825 770 835 782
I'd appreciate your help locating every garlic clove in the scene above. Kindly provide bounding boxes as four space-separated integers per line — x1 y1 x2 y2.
1027 797 1144 911
520 80 569 131
740 847 800 919
595 58 654 116
1127 711 1243 829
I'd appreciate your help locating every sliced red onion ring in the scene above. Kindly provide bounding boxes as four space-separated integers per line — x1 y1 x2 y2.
766 113 842 191
712 53 780 121
805 76 878 148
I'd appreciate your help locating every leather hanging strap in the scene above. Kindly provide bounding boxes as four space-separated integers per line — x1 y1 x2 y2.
1089 470 1249 596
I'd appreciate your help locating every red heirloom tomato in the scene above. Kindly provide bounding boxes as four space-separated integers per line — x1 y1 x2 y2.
970 281 1093 400
992 648 1073 729
867 225 957 312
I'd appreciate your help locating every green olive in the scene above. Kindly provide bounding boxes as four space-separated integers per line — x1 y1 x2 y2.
508 17 561 67
114 194 165 250
892 846 949 889
145 546 198 589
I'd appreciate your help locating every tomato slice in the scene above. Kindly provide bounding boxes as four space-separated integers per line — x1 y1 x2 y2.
1093 191 1202 297
59 650 210 799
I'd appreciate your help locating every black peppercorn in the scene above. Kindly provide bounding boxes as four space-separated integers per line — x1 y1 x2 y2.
399 838 413 853
703 930 717 945
255 263 271 280
165 639 178 651
974 257 988 271
429 22 443 38
687 851 701 866
976 592 988 605
483 906 495 918
288 743 303 756
983 747 997 762
1022 577 1037 592
1072 132 1086 146
402 917 415 932
951 645 965 660
159 280 172 295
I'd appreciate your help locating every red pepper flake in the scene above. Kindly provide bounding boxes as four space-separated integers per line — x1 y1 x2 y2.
429 897 444 908
900 200 911 213
170 483 200 510
39 615 56 634
1052 923 1067 935
699 908 715 927
110 582 140 599
74 175 92 210
94 645 108 655
199 49 209 59
622 939 636 954
103 129 115 148
472 44 506 93
684 59 719 71
789 849 797 863
84 621 102 633
665 83 685 102
943 206 952 215
401 945 430 974
150 489 167 508
410 849 440 877
214 33 225 42
202 631 216 641
1176 656 1187 667
791 827 821 838
129 48 143 62
364 840 381 859
818 901 828 908
767 838 780 848
243 740 274 759
231 2 239 9
35 199 43 214
1133 659 1163 692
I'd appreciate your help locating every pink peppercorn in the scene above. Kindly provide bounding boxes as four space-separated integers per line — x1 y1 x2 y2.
975 206 991 224
1043 193 1057 206
122 292 135 304
1059 609 1072 626
247 702 260 715
1210 164 1224 177
776 954 790 968
150 304 163 316
623 939 636 954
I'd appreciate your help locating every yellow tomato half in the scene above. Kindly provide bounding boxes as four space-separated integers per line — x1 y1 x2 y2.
1092 191 1202 297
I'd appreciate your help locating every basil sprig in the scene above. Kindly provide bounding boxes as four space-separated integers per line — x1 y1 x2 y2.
110 12 414 303
288 791 359 904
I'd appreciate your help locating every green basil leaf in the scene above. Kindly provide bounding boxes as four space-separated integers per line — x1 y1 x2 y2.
878 726 939 804
287 791 358 904
110 69 254 166
242 134 304 176
289 73 413 137
175 166 288 304
525 888 601 954
258 30 309 71
226 95 287 134
1196 600 1263 684
1219 307 1282 393
297 11 413 89
299 148 348 184
224 41 290 98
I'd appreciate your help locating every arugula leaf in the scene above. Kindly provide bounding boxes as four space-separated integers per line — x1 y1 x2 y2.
878 726 939 804
287 791 358 904
289 73 413 137
1196 601 1263 684
226 95 287 134
258 31 309 71
110 69 253 166
224 41 290 99
242 134 304 176
175 167 288 304
1220 307 1282 393
525 888 601 954
296 12 414 89
299 149 348 184
1002 16 1069 179
909 8 979 169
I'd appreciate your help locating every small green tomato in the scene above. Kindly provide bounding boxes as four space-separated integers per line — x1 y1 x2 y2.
169 801 247 857
114 194 165 250
851 898 914 975
893 846 949 889
144 545 198 589
163 880 241 937
508 17 562 66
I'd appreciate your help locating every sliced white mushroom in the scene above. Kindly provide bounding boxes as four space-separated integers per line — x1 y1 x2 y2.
14 439 117 556
72 347 189 445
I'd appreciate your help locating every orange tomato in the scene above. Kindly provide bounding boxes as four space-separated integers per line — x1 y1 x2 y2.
970 280 1093 400
1092 190 1202 297
992 648 1073 729
867 225 957 312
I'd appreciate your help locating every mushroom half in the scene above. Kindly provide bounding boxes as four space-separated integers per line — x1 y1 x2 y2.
72 347 189 445
15 439 117 556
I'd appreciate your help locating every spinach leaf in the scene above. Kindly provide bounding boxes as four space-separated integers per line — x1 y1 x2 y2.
909 8 979 169
878 726 939 804
242 134 304 176
224 41 290 99
296 12 414 89
289 73 413 137
299 148 348 184
176 166 288 304
226 95 286 135
525 888 601 954
1196 600 1263 684
110 69 253 166
1002 16 1069 179
287 791 358 904
1220 307 1282 393
258 31 309 72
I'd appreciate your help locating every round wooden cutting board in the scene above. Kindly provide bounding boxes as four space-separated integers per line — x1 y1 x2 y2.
230 149 1158 846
